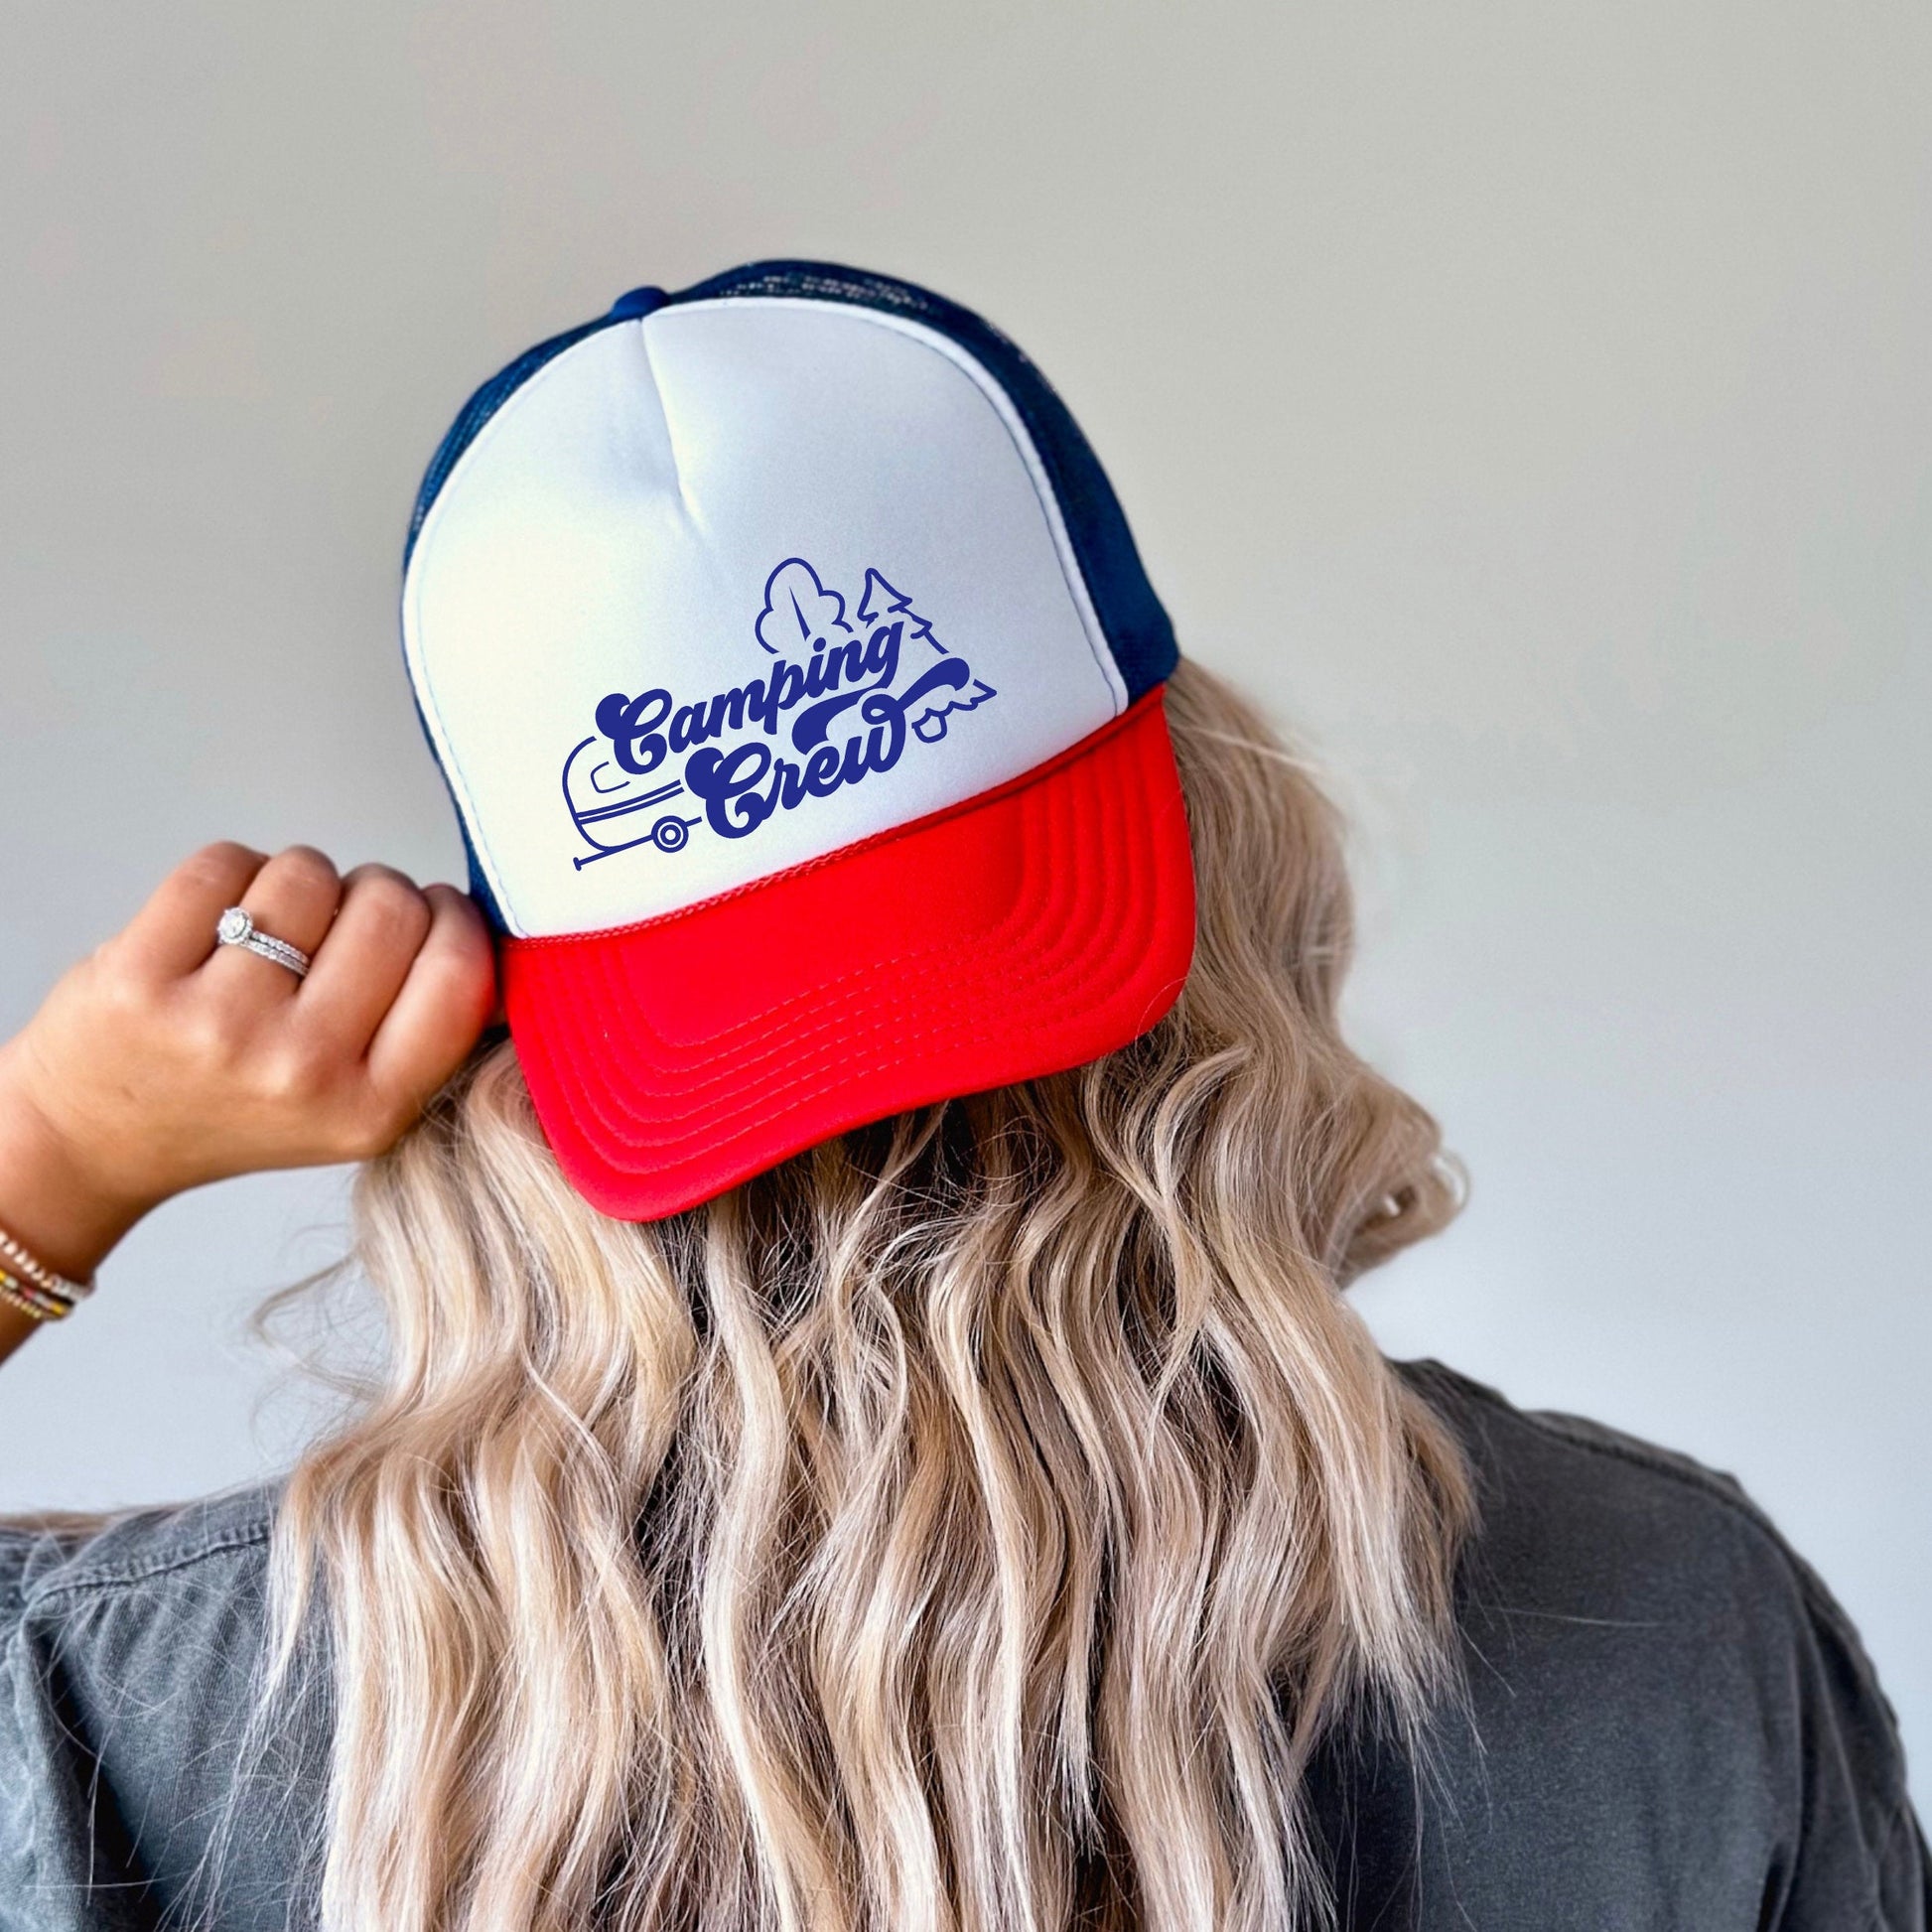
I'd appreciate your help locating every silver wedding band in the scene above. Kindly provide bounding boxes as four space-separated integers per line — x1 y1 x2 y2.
215 906 312 980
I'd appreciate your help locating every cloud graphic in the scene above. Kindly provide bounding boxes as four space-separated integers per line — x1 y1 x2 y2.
910 678 998 744
756 557 853 656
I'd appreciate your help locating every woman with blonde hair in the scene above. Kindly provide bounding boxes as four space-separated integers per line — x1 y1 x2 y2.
0 266 1921 1932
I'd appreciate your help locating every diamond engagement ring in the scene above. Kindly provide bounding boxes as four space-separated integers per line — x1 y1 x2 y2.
214 906 312 980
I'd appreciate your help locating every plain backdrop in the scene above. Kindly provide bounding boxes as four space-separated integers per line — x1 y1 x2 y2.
2 0 1926 1806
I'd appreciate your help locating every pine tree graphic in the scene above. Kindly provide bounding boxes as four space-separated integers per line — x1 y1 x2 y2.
857 568 946 656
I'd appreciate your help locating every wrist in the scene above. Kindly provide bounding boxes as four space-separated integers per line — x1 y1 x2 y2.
0 1041 167 1282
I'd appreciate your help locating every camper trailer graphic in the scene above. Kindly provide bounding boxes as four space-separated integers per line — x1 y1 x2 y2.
560 738 702 870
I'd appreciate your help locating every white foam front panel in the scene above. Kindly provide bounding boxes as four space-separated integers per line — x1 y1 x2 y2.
403 298 1128 938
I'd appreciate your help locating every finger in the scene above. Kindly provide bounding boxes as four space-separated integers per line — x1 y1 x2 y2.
365 886 496 1111
297 864 433 1057
116 842 269 980
203 845 344 998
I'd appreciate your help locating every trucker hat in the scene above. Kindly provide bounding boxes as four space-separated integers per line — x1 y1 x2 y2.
400 260 1196 1219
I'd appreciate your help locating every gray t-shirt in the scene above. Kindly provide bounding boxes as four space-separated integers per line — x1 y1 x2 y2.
1 1359 1923 1930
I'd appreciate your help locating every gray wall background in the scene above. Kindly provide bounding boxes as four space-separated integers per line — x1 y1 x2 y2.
3 1 1926 1805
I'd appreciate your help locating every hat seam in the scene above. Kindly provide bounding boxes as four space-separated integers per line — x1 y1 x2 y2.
668 294 1127 718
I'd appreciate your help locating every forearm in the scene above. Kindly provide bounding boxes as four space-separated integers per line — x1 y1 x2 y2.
0 1047 160 1364
0 1301 38 1366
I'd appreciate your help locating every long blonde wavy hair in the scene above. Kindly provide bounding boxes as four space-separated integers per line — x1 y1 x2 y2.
252 658 1472 1932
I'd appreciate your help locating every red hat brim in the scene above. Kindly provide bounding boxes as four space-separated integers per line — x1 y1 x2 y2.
502 688 1195 1220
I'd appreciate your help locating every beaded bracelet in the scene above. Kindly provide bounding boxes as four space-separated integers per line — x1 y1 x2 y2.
0 1224 93 1321
1 1264 73 1320
1 1272 68 1322
2 1274 63 1321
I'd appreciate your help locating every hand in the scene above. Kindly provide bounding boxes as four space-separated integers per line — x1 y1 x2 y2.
0 842 496 1292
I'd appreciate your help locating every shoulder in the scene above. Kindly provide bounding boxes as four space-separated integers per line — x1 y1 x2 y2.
1401 1354 1790 1540
1395 1355 1873 1658
0 1482 281 1748
0 1482 282 1758
0 1486 309 1925
1393 1359 1926 1931
0 1480 278 1618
